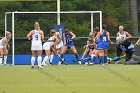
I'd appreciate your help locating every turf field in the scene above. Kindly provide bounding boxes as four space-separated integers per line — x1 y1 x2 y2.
0 64 140 93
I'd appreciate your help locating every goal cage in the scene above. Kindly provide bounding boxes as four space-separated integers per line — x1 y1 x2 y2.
5 11 102 65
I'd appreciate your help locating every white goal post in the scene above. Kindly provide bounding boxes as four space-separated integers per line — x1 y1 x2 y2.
5 11 102 65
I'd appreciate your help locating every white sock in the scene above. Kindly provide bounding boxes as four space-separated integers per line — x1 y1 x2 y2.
42 56 49 64
4 56 7 64
37 56 42 67
0 56 3 64
49 54 54 63
31 56 35 66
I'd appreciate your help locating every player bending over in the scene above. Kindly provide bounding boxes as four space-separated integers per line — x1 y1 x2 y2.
27 22 44 69
41 29 57 65
2 31 11 65
94 24 113 66
59 29 81 65
0 36 10 65
81 27 100 65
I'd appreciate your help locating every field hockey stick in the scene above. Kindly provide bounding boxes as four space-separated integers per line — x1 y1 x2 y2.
50 47 68 65
73 57 90 62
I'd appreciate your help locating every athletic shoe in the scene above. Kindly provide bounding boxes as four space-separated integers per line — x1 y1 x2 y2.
42 62 47 66
46 63 50 66
78 61 81 64
50 62 53 65
38 66 44 69
115 61 119 64
31 66 34 69
102 64 106 66
89 62 94 65
58 61 62 65
85 62 88 66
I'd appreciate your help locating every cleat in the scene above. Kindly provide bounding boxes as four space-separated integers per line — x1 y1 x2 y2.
102 64 105 66
85 62 88 66
62 61 68 65
38 66 44 69
31 66 34 69
58 61 62 65
115 61 119 64
89 62 94 65
78 61 81 64
50 62 53 65
42 62 47 66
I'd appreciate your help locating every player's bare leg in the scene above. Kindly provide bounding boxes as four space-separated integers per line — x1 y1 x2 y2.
42 50 51 66
70 46 81 64
59 45 67 65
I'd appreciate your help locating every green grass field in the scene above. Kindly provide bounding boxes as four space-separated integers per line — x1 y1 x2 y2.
0 64 140 93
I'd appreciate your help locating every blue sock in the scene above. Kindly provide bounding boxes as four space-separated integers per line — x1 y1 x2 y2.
91 56 96 63
60 54 64 59
104 56 107 63
101 56 104 64
75 54 79 60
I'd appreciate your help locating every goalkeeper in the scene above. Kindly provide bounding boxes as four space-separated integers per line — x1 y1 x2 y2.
113 26 133 63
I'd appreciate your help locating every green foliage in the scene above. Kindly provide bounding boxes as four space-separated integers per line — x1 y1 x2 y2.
0 0 138 37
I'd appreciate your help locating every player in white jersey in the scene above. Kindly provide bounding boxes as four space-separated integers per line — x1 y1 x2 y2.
49 32 63 64
3 31 11 65
27 22 44 69
113 25 132 63
0 37 9 65
42 29 56 65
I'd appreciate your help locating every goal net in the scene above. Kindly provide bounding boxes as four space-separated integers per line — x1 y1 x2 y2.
5 11 102 65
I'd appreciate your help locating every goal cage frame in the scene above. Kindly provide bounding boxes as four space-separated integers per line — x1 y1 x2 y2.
5 11 102 65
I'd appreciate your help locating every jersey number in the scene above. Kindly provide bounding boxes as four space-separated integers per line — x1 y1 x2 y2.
66 38 72 42
103 36 107 42
35 35 38 40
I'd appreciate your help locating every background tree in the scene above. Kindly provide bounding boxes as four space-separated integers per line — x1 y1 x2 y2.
129 0 138 36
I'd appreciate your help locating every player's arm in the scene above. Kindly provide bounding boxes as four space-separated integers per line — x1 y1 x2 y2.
81 46 90 59
2 38 9 48
63 33 66 45
41 30 45 42
107 32 113 44
27 31 33 40
125 31 132 39
53 37 60 53
94 31 101 42
6 31 11 42
69 31 76 39
135 37 140 45
116 32 119 37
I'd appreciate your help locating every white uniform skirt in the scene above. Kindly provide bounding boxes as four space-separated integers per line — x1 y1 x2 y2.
56 40 63 49
0 39 4 48
43 42 54 50
31 41 42 50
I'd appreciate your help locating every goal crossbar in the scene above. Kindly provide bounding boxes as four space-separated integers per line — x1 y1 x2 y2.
6 11 102 14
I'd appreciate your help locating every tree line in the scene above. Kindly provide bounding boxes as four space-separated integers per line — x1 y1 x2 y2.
0 0 139 37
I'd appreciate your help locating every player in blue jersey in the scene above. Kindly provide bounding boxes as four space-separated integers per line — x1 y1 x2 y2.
94 24 113 66
59 29 81 65
81 27 100 65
